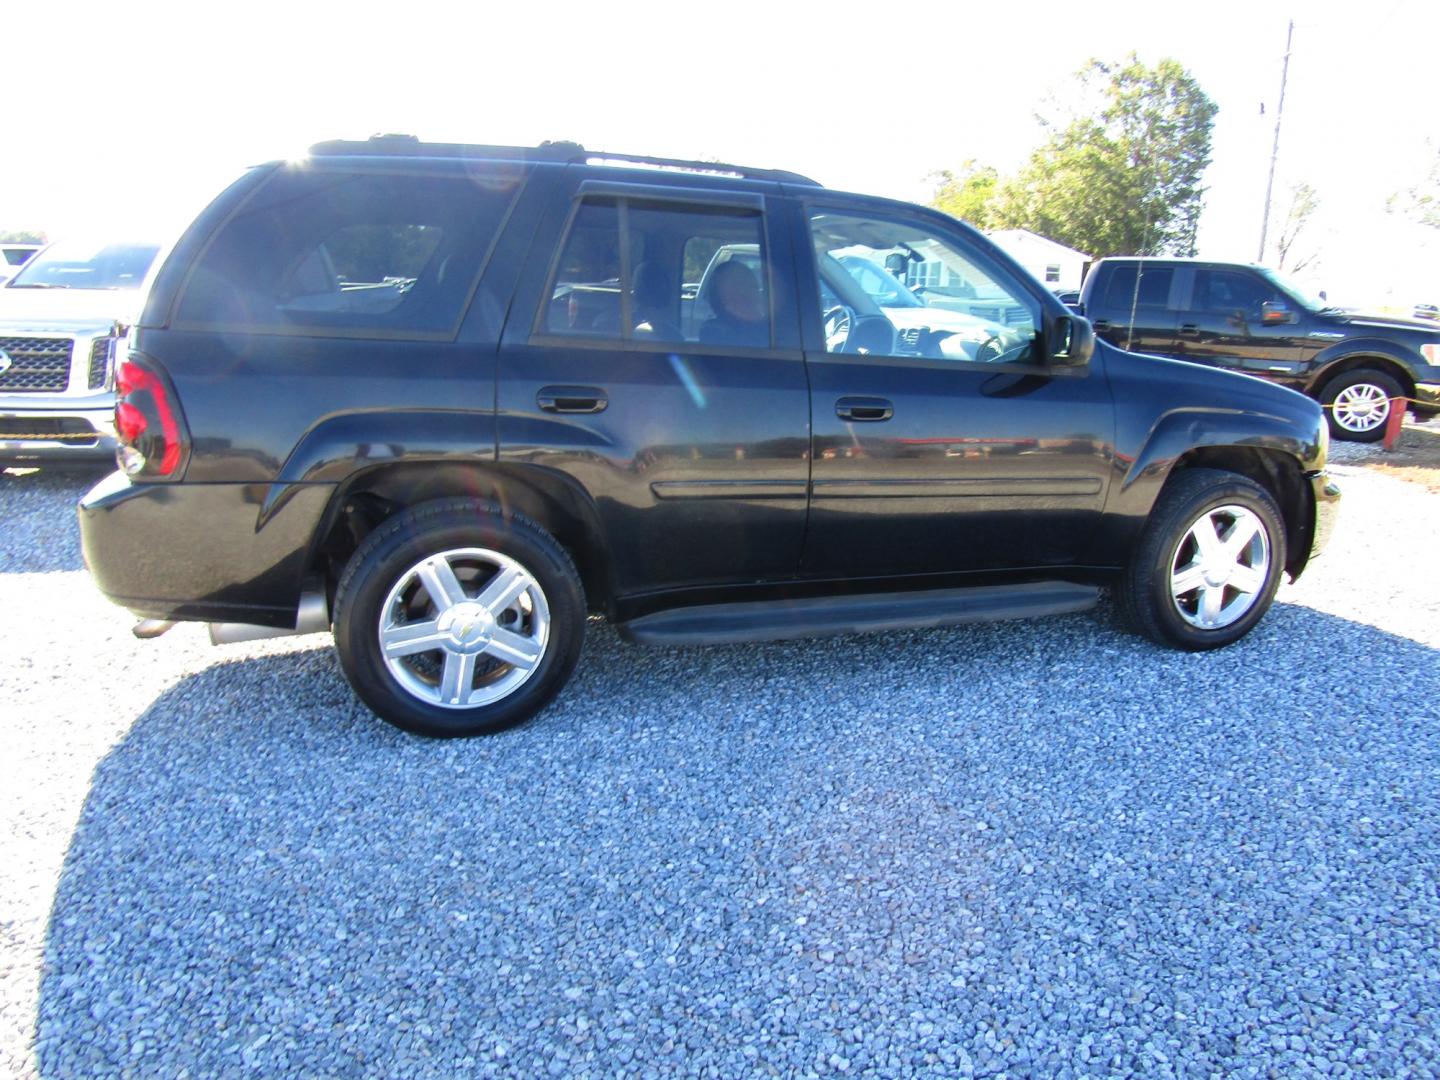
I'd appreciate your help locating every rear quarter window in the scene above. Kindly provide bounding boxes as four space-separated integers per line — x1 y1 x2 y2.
173 166 519 339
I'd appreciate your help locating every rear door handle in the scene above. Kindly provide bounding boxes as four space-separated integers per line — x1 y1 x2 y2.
1178 323 1200 338
537 385 608 414
835 396 893 422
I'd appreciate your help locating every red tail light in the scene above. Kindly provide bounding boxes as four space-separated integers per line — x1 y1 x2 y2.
113 354 189 479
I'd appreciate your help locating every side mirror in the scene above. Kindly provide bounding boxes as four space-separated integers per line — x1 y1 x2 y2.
1260 300 1294 325
1049 314 1094 367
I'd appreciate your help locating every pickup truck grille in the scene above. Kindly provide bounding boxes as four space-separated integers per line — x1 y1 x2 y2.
88 337 114 389
0 336 73 392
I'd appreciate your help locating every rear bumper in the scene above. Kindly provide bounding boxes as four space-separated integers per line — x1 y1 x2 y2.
77 471 336 627
0 398 117 463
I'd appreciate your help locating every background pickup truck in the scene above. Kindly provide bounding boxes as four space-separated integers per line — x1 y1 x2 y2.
1078 257 1440 441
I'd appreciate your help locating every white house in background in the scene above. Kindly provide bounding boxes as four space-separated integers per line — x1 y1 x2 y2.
985 229 1090 292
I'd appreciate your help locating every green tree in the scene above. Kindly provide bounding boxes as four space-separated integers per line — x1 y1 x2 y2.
932 55 1218 258
930 164 1000 231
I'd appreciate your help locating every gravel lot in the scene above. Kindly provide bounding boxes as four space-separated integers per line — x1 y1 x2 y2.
3 451 1438 1078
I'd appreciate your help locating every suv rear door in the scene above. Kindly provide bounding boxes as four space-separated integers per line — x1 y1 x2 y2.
496 173 810 598
795 197 1113 578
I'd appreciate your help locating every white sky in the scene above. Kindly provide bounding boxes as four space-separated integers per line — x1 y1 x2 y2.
5 0 1437 305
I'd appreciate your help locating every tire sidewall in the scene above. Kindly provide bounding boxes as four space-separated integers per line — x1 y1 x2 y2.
1135 473 1286 651
334 506 585 737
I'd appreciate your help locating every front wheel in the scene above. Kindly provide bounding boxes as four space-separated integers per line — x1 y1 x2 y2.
333 499 585 737
1118 469 1286 651
1319 368 1403 442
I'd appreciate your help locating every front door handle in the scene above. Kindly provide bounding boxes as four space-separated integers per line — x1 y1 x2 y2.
537 385 608 414
1178 323 1200 338
835 396 893 422
1091 319 1111 332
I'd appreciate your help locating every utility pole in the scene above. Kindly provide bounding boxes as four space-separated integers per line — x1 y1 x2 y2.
1257 19 1294 264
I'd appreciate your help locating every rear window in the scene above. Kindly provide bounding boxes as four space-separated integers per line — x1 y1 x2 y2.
174 166 519 339
1101 264 1174 310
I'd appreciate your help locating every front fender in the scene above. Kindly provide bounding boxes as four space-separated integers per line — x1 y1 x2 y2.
1122 403 1325 496
1091 394 1326 568
1308 338 1426 391
1312 336 1427 368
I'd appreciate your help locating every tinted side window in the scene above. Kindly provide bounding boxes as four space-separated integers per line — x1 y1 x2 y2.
544 200 623 337
1194 269 1279 316
809 208 1040 364
1101 265 1174 309
175 167 517 338
543 197 771 349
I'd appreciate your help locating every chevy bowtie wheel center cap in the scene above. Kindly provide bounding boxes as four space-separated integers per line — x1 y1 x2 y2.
437 602 496 653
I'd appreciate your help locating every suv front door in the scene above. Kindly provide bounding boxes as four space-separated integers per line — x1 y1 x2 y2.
797 201 1113 579
1174 266 1304 375
497 176 810 599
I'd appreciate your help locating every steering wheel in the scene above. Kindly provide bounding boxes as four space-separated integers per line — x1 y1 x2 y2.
975 334 1008 363
822 304 855 351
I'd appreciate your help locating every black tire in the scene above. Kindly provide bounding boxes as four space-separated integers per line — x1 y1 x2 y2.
1118 468 1286 651
1319 368 1403 442
333 498 585 737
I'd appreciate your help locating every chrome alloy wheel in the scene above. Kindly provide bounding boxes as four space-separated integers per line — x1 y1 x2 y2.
1168 504 1270 630
378 547 550 709
1331 382 1392 433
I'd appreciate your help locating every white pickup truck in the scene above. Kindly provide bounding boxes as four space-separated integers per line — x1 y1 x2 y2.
0 239 162 464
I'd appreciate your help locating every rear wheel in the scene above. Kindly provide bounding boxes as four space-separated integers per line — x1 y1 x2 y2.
1319 368 1403 442
1118 469 1286 651
333 499 585 737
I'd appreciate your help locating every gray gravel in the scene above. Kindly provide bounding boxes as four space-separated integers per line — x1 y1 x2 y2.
3 458 1439 1078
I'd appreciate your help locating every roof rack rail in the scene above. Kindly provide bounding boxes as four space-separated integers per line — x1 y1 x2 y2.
307 134 582 161
304 135 821 185
574 151 820 186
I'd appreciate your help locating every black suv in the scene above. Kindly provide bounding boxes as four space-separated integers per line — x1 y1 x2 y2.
79 137 1340 737
1080 257 1440 441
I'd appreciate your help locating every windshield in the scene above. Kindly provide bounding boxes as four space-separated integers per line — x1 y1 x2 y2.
1258 267 1328 312
836 254 925 308
7 240 161 290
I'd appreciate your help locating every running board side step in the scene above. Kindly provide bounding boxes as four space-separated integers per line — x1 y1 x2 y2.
616 581 1100 647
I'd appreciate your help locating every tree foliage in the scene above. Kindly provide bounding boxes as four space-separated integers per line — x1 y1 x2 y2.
0 230 46 244
1275 182 1320 272
931 55 1217 258
1387 149 1440 230
930 164 1000 232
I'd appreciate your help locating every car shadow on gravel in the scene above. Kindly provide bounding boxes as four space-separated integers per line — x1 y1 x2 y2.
0 467 110 574
35 605 1440 1076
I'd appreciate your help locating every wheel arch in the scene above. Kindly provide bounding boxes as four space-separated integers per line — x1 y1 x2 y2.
308 460 617 618
1106 406 1324 581
1310 350 1417 400
1165 446 1314 579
